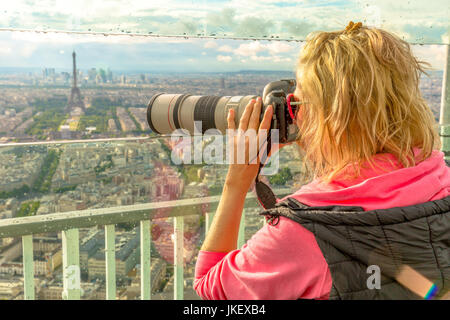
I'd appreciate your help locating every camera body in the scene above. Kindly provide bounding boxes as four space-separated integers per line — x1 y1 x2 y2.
262 79 298 143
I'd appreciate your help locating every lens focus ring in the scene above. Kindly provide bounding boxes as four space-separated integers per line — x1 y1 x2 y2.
193 96 221 133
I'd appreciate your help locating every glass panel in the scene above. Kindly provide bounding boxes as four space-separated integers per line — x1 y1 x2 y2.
0 1 448 44
0 21 447 299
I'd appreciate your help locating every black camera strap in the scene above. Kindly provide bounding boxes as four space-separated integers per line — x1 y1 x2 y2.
254 130 277 209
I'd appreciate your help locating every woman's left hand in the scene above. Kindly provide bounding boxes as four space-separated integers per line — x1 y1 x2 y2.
225 97 274 192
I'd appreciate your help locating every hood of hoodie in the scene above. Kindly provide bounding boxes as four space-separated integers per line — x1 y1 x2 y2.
285 148 450 211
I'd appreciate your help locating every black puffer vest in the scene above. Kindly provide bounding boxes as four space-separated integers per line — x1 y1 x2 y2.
260 196 450 299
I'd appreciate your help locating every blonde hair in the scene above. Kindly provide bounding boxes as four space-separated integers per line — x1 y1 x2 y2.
295 22 440 182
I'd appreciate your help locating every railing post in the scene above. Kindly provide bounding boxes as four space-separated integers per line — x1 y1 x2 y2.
440 44 450 160
62 228 81 300
174 216 184 300
140 220 151 300
22 235 34 300
205 212 214 235
105 224 116 300
237 211 245 249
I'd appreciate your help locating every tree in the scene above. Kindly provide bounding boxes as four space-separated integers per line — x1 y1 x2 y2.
268 167 293 186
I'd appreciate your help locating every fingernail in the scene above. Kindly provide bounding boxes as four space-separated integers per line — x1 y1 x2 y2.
257 97 262 101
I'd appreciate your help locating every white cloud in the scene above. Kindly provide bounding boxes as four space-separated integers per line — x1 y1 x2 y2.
20 44 37 58
0 46 12 55
1 0 447 45
204 40 218 49
250 55 272 61
234 41 296 58
273 56 292 63
249 54 293 63
234 41 266 56
217 45 233 52
217 55 232 63
411 44 446 70
1 0 447 46
266 42 294 54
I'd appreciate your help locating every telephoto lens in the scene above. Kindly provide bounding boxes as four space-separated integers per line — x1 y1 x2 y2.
146 94 259 135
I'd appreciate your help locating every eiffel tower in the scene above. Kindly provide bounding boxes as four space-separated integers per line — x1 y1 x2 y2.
66 51 85 113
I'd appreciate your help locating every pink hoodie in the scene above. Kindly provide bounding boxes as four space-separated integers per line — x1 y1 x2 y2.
194 149 450 300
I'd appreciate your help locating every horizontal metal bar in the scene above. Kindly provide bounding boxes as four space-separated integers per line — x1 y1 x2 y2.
0 27 443 45
0 27 309 43
0 189 290 238
0 135 172 147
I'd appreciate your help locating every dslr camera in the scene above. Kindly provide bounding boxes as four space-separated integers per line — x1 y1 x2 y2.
146 79 299 143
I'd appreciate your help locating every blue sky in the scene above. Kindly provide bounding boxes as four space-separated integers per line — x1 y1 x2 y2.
0 30 445 73
0 1 447 72
0 31 303 72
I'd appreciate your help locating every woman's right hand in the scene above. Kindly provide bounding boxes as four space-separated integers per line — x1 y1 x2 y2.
225 97 274 191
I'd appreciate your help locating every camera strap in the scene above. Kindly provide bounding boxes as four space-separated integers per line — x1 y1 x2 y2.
254 131 277 209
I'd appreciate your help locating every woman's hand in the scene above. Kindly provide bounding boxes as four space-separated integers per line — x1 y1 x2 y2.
200 97 272 253
225 97 273 192
200 97 273 253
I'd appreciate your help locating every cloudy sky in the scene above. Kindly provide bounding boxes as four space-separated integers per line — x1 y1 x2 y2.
0 0 447 72
1 0 448 42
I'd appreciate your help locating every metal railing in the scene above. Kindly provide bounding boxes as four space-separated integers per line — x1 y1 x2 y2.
440 45 450 160
0 189 290 300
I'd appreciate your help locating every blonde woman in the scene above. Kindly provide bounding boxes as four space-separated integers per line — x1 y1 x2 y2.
194 22 450 300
